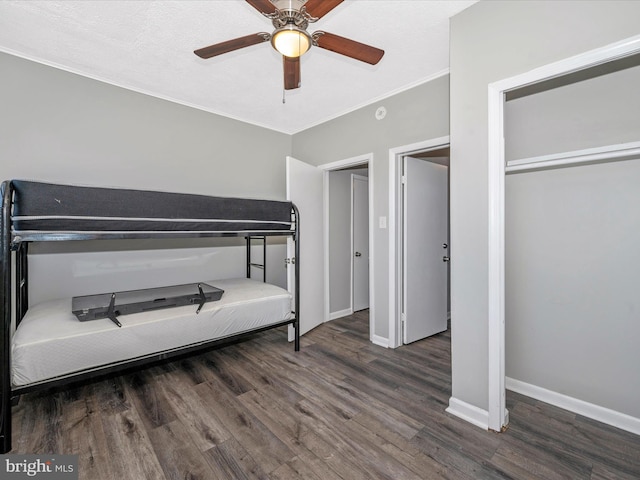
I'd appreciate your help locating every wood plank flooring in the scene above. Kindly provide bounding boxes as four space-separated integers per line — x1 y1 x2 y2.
10 310 640 479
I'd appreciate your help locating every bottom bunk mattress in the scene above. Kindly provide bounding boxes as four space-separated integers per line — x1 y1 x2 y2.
11 278 293 387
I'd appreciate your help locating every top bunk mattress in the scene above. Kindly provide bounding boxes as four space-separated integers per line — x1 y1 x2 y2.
11 278 293 387
8 180 293 238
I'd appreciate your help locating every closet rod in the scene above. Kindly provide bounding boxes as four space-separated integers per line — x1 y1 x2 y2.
506 140 640 173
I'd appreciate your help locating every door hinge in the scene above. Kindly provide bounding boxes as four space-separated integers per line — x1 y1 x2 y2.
401 175 406 185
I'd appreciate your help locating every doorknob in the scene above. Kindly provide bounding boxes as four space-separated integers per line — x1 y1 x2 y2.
355 252 362 257
443 256 450 263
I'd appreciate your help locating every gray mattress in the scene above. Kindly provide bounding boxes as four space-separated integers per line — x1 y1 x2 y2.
10 180 293 235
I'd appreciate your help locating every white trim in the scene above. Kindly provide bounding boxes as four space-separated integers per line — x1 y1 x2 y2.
329 308 353 321
487 33 640 435
388 136 450 348
350 174 355 315
293 69 451 134
487 82 506 433
318 154 375 344
506 140 640 173
371 334 389 348
0 46 288 135
389 155 402 349
446 397 490 430
318 153 373 171
506 378 640 436
323 170 331 326
0 47 448 136
490 35 640 95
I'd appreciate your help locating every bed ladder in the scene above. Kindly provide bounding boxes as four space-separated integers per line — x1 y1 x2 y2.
246 236 266 282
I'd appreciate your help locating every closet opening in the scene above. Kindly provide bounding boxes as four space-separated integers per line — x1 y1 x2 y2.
487 36 640 434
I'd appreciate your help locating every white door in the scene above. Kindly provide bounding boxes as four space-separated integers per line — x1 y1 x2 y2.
403 156 448 344
286 156 325 340
352 174 369 311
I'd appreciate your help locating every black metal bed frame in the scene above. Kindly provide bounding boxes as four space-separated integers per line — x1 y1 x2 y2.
0 180 300 453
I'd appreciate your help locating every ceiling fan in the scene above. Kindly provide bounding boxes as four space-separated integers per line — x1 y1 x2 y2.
194 0 384 90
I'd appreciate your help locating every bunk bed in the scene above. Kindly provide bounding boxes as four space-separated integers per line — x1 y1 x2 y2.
0 179 300 453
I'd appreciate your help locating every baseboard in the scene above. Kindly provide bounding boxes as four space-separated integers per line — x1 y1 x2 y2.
371 334 389 348
506 377 640 436
329 308 353 321
446 397 489 430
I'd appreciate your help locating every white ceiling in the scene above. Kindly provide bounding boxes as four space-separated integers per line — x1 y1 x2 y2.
0 0 476 134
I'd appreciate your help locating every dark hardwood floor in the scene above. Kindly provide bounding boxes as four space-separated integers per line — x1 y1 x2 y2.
11 310 640 479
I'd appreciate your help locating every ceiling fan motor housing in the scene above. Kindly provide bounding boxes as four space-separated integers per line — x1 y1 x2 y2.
270 1 311 17
266 1 318 30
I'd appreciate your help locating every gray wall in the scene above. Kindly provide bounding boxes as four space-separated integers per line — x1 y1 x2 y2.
450 0 640 412
506 158 640 418
328 168 368 315
28 238 287 304
1 52 291 299
1 52 291 198
293 76 450 339
505 63 640 161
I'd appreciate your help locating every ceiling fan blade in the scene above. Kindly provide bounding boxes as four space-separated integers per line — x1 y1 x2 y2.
194 33 270 59
245 0 277 15
283 56 301 90
314 31 384 65
304 0 343 18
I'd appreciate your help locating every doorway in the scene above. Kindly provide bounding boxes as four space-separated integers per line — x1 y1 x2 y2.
327 165 369 319
388 136 451 348
287 155 373 341
318 153 376 343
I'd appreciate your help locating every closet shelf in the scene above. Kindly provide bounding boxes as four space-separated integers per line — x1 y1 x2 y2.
506 140 640 173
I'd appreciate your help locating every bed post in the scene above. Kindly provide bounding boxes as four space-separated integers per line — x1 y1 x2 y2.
0 181 13 453
262 236 266 283
293 204 300 352
246 236 267 282
246 236 251 279
15 243 28 327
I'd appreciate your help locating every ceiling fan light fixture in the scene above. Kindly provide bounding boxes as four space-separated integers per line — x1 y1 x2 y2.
271 25 311 58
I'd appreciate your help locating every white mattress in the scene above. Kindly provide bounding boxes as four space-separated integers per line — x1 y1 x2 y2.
11 278 292 387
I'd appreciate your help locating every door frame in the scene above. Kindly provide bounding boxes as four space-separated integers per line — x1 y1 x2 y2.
486 34 640 432
351 174 369 313
318 153 376 343
388 136 450 349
